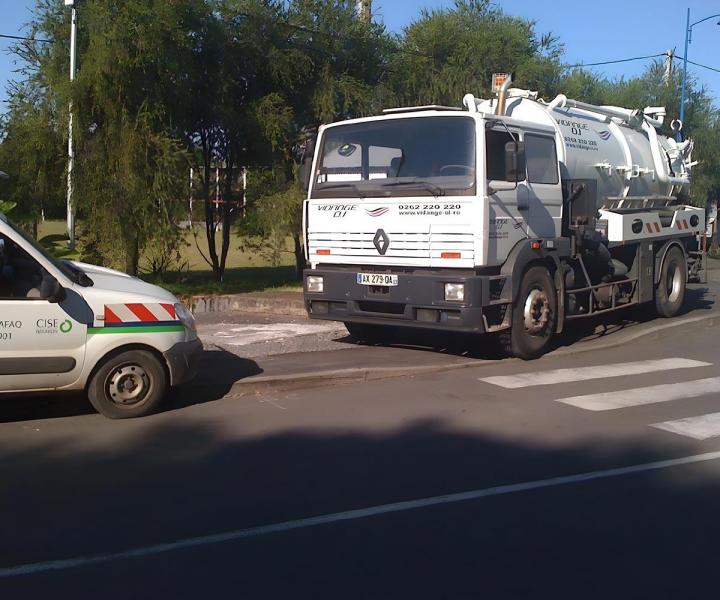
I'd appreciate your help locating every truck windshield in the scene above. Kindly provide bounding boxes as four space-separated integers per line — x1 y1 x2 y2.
312 116 476 198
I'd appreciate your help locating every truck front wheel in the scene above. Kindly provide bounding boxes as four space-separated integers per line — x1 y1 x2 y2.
87 350 168 419
655 246 686 318
500 266 557 360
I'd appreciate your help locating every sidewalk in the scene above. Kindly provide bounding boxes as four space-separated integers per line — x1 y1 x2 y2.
190 280 720 396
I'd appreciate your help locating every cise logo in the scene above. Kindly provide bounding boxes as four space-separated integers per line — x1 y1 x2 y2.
35 318 74 334
366 207 389 217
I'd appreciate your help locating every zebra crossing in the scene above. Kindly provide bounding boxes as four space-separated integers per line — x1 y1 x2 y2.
480 358 720 441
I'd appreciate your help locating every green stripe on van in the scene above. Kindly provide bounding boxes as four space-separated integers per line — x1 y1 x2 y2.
88 325 185 335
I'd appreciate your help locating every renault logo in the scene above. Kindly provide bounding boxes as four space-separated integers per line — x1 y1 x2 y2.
373 229 390 255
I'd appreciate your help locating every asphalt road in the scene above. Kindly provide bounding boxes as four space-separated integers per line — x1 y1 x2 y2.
3 314 720 597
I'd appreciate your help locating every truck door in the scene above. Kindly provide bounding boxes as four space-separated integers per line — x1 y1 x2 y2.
485 127 529 265
0 233 87 392
523 133 562 240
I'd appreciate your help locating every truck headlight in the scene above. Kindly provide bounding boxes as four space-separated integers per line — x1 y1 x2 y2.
307 275 324 293
174 302 196 332
444 283 465 302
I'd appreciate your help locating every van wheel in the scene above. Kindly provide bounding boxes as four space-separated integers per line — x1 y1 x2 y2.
500 266 556 360
345 322 396 344
87 350 168 419
655 246 686 318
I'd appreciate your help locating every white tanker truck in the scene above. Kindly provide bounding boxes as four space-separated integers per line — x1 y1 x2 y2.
300 77 708 358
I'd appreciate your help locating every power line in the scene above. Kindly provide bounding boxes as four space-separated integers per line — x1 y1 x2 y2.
0 33 52 44
565 53 667 69
676 55 720 75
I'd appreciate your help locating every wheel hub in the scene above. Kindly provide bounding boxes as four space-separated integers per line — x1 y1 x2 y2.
107 365 149 405
523 288 551 335
668 261 683 303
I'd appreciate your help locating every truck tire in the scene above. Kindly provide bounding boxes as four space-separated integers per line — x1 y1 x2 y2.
655 246 686 318
345 322 397 345
500 266 557 360
87 350 168 419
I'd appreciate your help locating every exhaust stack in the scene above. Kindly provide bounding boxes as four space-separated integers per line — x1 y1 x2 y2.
492 73 513 116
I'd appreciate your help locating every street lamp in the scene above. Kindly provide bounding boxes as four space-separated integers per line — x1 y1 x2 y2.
677 8 720 141
64 0 77 249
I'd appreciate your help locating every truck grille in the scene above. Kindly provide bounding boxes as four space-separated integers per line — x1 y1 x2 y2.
308 231 474 261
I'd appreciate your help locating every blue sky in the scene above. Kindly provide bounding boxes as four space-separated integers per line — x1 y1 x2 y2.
2 0 719 112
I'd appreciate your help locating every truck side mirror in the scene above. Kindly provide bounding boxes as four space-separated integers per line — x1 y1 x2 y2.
41 275 66 303
299 136 316 193
504 140 526 182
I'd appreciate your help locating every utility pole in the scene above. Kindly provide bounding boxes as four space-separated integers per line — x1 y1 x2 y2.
65 0 77 249
664 48 674 86
356 0 371 23
677 8 720 141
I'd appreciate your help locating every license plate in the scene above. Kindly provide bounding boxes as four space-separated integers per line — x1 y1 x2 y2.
356 273 398 286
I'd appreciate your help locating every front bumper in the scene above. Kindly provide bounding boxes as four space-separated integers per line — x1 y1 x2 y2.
163 338 203 386
303 267 508 333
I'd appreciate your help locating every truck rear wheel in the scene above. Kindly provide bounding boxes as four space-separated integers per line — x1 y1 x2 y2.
87 350 168 419
500 266 556 360
655 246 686 318
345 322 397 345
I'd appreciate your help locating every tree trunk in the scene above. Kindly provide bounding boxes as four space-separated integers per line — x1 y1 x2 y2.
203 161 221 281
125 234 140 276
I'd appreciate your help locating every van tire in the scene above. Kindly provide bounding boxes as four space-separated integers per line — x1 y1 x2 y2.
87 350 168 419
655 246 686 318
500 266 556 360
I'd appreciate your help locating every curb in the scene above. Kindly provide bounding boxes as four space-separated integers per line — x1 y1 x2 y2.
191 310 720 397
192 293 305 316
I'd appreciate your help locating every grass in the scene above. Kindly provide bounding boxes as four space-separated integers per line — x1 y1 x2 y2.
35 220 301 297
148 266 302 300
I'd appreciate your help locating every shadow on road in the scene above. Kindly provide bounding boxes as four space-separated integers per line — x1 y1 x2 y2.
1 413 719 597
0 349 262 422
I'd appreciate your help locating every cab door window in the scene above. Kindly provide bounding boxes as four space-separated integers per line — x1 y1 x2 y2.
524 134 559 184
0 235 47 299
486 129 524 182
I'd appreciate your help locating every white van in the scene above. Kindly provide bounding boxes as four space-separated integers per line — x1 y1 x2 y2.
0 213 202 418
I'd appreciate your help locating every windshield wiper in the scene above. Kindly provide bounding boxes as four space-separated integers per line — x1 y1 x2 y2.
381 179 445 197
317 183 367 198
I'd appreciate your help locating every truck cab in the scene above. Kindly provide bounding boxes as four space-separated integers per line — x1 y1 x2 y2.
0 212 202 418
302 84 706 359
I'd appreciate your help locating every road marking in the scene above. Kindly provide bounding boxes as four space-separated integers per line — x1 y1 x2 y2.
480 358 711 389
557 377 720 411
653 412 720 440
4 450 720 578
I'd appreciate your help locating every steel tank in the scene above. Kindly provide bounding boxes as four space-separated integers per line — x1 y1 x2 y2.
474 90 693 202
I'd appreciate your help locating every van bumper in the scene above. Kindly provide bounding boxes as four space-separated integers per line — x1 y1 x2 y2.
163 338 203 386
303 267 509 334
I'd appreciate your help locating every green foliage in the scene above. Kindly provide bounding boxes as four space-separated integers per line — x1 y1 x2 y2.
0 201 16 214
390 0 562 106
1 0 719 291
0 84 65 230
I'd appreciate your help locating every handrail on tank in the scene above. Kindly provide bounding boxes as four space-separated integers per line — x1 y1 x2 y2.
546 94 667 130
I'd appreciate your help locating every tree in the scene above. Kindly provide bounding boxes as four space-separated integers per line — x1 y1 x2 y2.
390 0 562 107
0 84 65 237
235 0 394 277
